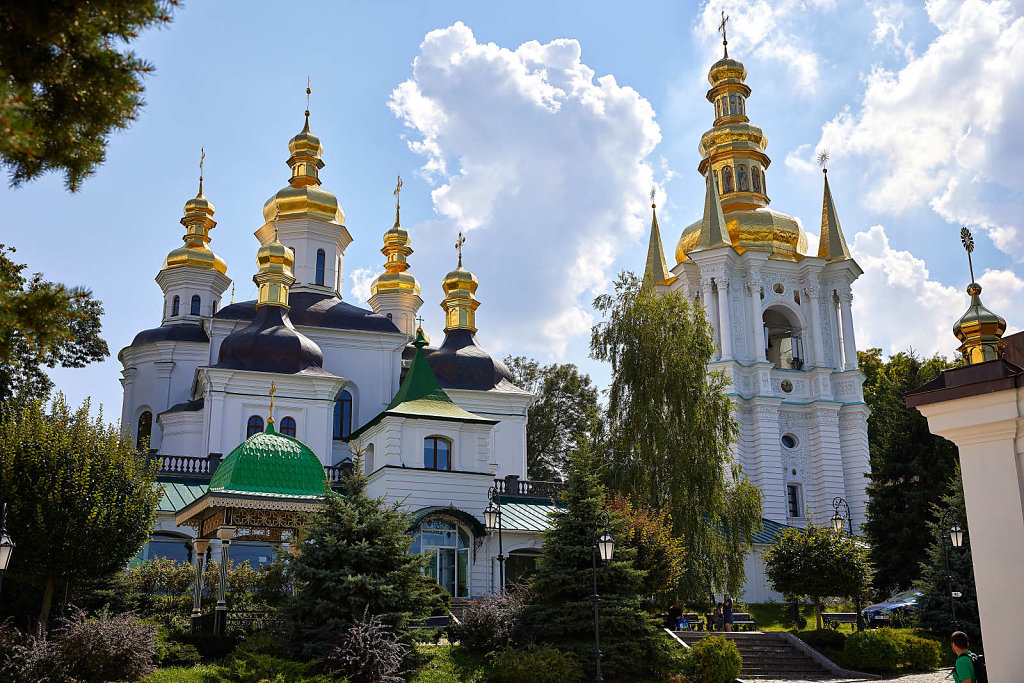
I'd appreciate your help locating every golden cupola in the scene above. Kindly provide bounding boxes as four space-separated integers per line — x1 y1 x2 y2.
261 94 345 226
675 38 807 263
441 232 480 333
254 218 296 308
954 228 1006 364
370 178 421 298
162 158 227 275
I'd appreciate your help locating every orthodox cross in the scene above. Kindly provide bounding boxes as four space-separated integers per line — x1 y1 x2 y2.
961 226 976 283
455 231 466 267
199 147 205 194
719 11 730 57
416 315 425 330
305 76 311 117
230 281 235 304
650 185 657 207
817 149 830 173
394 174 403 210
273 206 281 242
269 381 277 422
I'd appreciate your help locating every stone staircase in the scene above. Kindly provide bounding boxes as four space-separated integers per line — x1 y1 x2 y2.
672 631 836 680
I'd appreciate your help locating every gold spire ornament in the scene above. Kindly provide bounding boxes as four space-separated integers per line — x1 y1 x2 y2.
161 148 227 274
644 187 671 284
953 227 1006 364
817 150 851 262
268 381 277 425
718 10 729 58
441 231 480 332
370 174 421 297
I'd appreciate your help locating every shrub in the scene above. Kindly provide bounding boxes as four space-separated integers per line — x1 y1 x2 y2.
449 588 531 654
324 608 408 683
156 639 202 667
0 622 68 683
176 632 241 661
211 652 336 682
679 635 743 683
843 628 901 673
797 628 846 650
489 646 583 683
898 632 942 671
55 608 157 682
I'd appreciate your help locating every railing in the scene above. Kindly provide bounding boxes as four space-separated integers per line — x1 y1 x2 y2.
191 610 216 634
492 475 566 500
324 460 353 486
151 454 218 480
226 610 285 633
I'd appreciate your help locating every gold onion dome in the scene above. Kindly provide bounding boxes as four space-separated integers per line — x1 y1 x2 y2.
954 282 1006 364
162 172 228 275
371 181 421 296
262 108 345 226
675 46 806 263
441 233 480 332
254 222 296 308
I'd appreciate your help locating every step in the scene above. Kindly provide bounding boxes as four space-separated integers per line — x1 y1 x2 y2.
671 630 833 679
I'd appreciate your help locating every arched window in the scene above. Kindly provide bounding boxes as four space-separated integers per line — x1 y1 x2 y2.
279 416 296 437
212 300 218 315
752 166 762 193
136 411 152 450
246 415 264 438
722 166 734 193
423 436 451 470
729 94 737 114
333 390 352 440
315 249 326 286
171 296 180 317
763 307 804 370
739 96 745 115
762 170 767 195
190 295 201 316
737 165 749 192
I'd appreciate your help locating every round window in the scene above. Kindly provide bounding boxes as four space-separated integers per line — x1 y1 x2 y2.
781 434 798 449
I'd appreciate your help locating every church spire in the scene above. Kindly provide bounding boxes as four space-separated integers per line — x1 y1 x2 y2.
644 188 670 283
817 152 851 262
369 175 423 336
161 148 227 275
254 209 296 308
441 232 480 333
954 227 1006 364
692 171 732 252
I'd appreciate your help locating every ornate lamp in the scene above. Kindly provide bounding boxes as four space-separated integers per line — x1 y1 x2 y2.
483 501 500 531
831 510 845 534
950 522 964 549
597 531 615 562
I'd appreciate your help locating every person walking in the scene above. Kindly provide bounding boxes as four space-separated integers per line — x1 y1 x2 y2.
951 631 985 683
723 595 734 633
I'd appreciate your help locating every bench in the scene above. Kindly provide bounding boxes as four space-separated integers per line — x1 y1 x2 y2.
704 612 758 631
822 612 858 629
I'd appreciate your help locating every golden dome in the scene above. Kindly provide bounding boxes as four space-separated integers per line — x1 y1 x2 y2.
162 180 228 275
709 57 747 85
954 282 1007 364
441 238 480 333
676 207 807 263
254 228 296 308
371 202 421 296
262 113 345 226
257 235 295 275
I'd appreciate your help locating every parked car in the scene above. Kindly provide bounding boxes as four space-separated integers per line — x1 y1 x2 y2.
862 589 923 627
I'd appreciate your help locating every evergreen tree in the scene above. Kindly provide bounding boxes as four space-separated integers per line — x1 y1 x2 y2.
859 348 959 598
763 521 872 629
525 448 680 680
590 272 762 600
283 456 446 659
916 465 980 645
0 394 160 630
0 1 179 190
503 356 602 481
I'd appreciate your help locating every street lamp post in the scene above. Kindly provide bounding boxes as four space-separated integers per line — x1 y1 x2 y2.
940 507 965 631
591 511 615 683
0 503 15 601
484 487 505 593
831 497 863 631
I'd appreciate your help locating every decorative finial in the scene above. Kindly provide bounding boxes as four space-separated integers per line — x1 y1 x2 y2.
305 76 311 120
961 226 976 283
268 381 276 424
817 149 830 173
394 174 403 210
455 231 466 268
718 11 729 58
230 281 235 304
416 314 425 331
273 205 281 243
650 185 657 209
198 147 205 196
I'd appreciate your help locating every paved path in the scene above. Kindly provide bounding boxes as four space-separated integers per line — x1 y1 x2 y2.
747 671 950 683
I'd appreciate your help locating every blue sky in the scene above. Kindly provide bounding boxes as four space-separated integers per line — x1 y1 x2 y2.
5 0 1023 420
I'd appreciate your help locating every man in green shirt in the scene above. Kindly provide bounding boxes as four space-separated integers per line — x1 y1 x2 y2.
951 631 975 683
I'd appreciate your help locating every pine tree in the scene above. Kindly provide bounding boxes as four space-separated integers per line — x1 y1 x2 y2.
859 349 959 598
525 448 680 680
916 465 980 646
283 456 446 659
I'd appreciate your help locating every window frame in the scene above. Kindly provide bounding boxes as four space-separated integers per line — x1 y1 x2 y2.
136 410 153 450
171 296 180 317
423 436 452 471
190 294 201 316
246 415 264 438
315 249 326 286
786 483 803 519
279 416 297 437
333 390 353 440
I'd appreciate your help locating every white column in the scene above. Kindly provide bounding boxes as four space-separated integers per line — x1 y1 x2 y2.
750 401 787 521
838 405 870 531
806 407 847 523
806 285 825 368
747 279 765 362
119 367 136 433
701 279 717 359
716 278 732 360
192 538 209 618
838 290 858 370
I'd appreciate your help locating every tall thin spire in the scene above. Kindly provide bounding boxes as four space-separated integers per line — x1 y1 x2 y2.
954 227 1006 364
817 152 851 262
692 171 731 252
644 187 670 283
304 76 311 132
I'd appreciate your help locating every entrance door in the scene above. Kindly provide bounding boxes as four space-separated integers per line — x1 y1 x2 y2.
415 519 471 598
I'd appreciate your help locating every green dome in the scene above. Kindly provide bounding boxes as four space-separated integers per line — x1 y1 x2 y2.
210 421 328 497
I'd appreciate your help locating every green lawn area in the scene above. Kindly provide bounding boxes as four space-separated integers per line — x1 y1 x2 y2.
682 602 855 632
409 644 493 683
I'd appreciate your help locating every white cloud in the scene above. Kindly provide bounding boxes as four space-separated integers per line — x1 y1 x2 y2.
695 1 824 92
806 0 1024 255
390 22 661 357
349 266 382 306
870 1 916 59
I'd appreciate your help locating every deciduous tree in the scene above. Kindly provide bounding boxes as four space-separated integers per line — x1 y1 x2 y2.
590 272 762 600
606 493 685 600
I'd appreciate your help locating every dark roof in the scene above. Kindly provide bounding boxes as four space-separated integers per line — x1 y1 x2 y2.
216 291 400 335
403 329 521 392
905 356 1024 408
131 323 208 347
160 399 205 416
215 305 330 375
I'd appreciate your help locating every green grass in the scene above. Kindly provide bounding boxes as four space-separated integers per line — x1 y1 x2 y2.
141 665 218 683
409 644 493 683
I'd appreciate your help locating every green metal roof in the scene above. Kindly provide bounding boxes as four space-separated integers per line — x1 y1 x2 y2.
752 517 795 545
156 481 208 513
498 501 560 532
348 329 496 440
209 421 329 498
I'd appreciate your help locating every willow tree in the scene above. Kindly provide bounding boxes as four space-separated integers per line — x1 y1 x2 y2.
591 272 762 600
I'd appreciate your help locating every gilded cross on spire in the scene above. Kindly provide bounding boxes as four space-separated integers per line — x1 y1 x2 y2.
273 205 282 243
455 231 466 267
394 174 403 210
961 226 976 283
198 147 205 195
650 185 657 208
268 381 277 424
305 76 311 118
719 11 730 58
416 314 425 330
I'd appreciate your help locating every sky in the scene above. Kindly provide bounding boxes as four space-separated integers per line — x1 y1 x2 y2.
5 0 1024 421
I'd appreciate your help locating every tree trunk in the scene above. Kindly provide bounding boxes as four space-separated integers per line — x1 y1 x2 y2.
815 596 822 630
37 573 55 634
